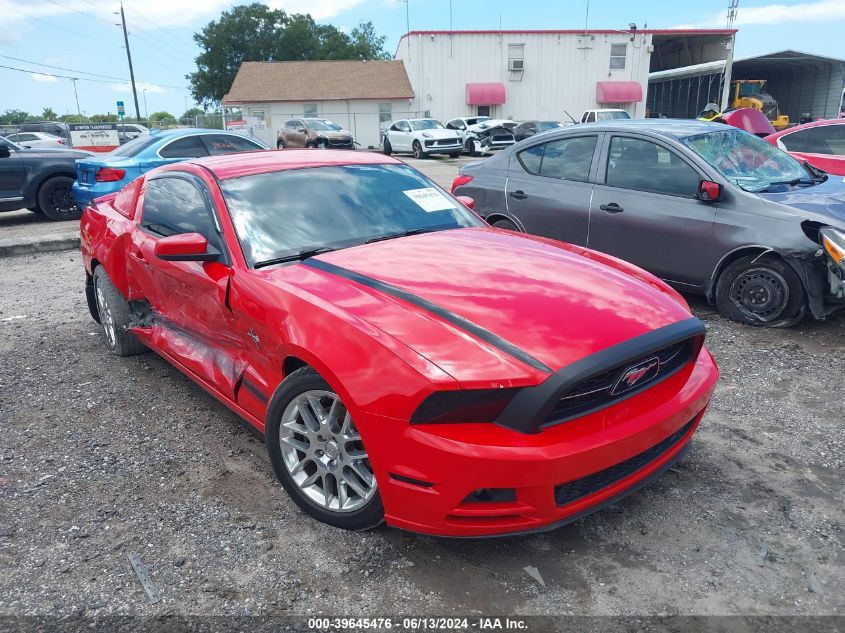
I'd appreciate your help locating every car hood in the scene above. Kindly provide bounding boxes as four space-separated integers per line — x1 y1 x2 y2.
277 228 693 386
758 176 845 225
467 120 517 132
20 147 93 159
414 128 460 140
313 130 352 139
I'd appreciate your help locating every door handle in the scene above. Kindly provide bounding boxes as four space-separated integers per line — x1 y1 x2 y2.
509 190 528 200
600 203 624 213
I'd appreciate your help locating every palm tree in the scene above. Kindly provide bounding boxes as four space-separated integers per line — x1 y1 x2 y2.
42 107 58 120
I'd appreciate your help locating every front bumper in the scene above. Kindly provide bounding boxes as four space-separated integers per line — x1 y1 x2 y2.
362 349 718 537
423 140 462 154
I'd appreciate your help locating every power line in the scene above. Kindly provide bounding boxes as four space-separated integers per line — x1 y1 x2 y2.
43 0 115 24
0 53 129 82
125 6 198 57
0 60 186 91
7 7 125 49
126 26 196 64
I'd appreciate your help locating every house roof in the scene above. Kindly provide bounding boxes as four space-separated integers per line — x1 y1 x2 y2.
222 60 414 104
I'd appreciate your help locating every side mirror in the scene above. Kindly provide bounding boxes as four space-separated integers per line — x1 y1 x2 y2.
154 233 219 262
698 180 722 202
455 195 475 210
0 145 9 158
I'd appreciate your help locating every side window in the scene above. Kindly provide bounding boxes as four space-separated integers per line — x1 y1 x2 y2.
202 134 263 155
609 43 627 70
803 126 845 155
159 136 209 158
779 130 808 153
446 121 458 130
586 112 596 123
140 177 221 250
517 136 597 181
398 121 411 132
284 120 297 130
606 137 700 197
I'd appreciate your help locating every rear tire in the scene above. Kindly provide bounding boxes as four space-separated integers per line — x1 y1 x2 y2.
715 254 805 326
27 207 43 214
37 176 81 221
266 367 384 531
383 138 392 155
412 141 424 159
92 267 147 356
492 218 519 232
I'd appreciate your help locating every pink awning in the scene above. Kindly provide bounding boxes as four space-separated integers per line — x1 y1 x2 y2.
596 81 643 103
466 83 506 105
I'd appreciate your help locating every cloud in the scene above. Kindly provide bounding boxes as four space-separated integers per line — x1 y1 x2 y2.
267 0 369 20
31 73 58 82
675 0 845 28
112 82 166 94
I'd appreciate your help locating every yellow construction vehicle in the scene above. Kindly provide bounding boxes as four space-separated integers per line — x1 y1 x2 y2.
731 80 790 130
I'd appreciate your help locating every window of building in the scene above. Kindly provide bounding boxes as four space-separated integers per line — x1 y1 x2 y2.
609 43 627 70
477 105 491 117
378 103 393 125
606 137 700 197
303 104 318 117
141 177 220 251
508 43 525 71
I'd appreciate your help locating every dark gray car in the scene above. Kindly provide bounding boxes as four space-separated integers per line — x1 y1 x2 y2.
453 119 845 326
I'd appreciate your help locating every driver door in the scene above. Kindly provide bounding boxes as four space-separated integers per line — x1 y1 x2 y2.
127 173 246 397
391 121 412 151
0 140 26 211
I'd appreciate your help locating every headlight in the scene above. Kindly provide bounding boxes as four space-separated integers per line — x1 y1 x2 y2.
820 227 845 268
421 132 433 138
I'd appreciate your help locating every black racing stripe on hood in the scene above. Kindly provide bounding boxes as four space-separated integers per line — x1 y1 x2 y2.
302 257 553 374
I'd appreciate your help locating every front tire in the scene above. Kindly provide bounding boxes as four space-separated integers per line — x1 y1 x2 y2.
316 138 328 149
383 138 392 155
412 141 424 159
92 267 147 356
37 176 81 221
466 138 479 157
715 255 805 326
276 139 286 149
492 218 519 231
266 367 383 531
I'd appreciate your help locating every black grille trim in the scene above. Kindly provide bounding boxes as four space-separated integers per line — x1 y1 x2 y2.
542 338 695 426
554 418 696 507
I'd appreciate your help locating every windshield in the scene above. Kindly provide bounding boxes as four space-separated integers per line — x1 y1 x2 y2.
219 164 484 267
536 121 563 131
410 119 444 131
681 128 811 193
306 119 342 131
108 134 159 157
597 111 631 121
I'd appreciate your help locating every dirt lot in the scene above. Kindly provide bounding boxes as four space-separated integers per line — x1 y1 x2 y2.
0 155 843 625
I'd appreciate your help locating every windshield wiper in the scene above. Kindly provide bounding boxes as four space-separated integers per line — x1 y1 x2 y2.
365 227 443 244
254 246 335 269
758 178 815 192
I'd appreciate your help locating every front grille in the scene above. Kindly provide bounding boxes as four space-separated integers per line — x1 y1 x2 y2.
554 418 695 506
436 139 459 146
492 134 514 143
542 338 696 426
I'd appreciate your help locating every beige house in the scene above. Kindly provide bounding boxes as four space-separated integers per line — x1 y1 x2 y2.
222 60 415 149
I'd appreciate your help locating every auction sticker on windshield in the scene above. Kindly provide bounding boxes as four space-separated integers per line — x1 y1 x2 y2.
403 187 455 212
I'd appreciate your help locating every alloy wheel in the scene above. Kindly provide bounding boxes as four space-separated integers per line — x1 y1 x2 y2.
278 390 376 513
94 276 116 348
47 184 78 217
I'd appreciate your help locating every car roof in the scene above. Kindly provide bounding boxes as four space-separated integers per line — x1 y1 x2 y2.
768 118 845 138
190 148 401 180
573 118 728 139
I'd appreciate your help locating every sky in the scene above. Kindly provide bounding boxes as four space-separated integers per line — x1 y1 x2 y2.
1 0 844 119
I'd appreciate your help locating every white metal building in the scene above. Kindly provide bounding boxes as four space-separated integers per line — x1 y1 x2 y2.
395 29 735 123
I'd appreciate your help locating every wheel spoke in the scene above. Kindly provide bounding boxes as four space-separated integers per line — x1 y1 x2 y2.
300 471 320 488
280 435 309 452
289 457 310 476
338 480 349 509
297 400 320 433
306 394 327 422
349 461 373 487
345 471 369 499
322 475 333 509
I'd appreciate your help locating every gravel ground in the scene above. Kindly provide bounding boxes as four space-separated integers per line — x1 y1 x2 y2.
0 249 842 624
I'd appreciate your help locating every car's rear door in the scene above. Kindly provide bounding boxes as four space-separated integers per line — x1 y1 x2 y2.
504 133 601 246
200 133 264 155
588 133 716 289
127 173 245 397
0 140 26 210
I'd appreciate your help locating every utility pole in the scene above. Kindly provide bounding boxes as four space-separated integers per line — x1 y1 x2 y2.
117 2 141 120
143 88 148 120
397 0 410 61
721 0 739 112
70 78 81 116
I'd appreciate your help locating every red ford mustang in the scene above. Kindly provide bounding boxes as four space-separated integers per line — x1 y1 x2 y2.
80 149 719 537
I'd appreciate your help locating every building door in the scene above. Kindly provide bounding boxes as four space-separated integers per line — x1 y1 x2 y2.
477 106 490 117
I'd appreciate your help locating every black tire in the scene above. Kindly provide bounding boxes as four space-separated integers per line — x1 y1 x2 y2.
383 138 392 155
316 138 328 149
276 139 285 149
492 218 519 232
27 207 43 214
449 152 460 159
92 267 147 356
715 254 806 326
412 141 424 159
266 367 384 531
466 139 479 157
37 176 81 221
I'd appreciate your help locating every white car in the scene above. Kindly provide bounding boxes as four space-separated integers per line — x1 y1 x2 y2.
4 132 66 149
579 109 631 123
461 119 517 156
445 116 491 144
383 118 462 159
117 123 150 143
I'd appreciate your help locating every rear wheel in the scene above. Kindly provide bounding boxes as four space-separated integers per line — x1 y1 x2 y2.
383 138 392 155
412 141 424 159
37 176 81 221
266 367 383 531
492 218 519 231
466 138 479 157
27 207 43 214
92 267 147 356
715 254 805 326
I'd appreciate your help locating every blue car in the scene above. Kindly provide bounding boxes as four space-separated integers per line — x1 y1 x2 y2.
72 128 268 208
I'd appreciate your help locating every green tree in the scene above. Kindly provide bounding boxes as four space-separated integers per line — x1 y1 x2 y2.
181 107 205 121
41 107 58 120
0 109 35 125
89 113 118 123
188 3 390 107
149 111 176 122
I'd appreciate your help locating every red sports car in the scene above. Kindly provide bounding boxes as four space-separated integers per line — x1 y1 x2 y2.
764 118 845 176
80 150 719 537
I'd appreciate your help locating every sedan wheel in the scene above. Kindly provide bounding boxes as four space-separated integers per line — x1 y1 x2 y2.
412 141 424 159
316 139 329 149
37 176 81 221
715 255 805 326
267 367 384 530
92 267 147 356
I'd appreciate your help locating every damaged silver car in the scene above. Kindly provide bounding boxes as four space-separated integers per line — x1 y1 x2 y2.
453 120 845 326
462 119 517 156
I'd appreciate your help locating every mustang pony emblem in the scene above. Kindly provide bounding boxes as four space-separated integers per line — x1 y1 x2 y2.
612 357 660 395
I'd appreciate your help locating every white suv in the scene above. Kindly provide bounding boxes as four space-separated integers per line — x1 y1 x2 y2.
383 119 462 159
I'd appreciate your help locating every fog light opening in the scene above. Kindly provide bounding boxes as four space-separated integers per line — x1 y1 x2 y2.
462 488 517 504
